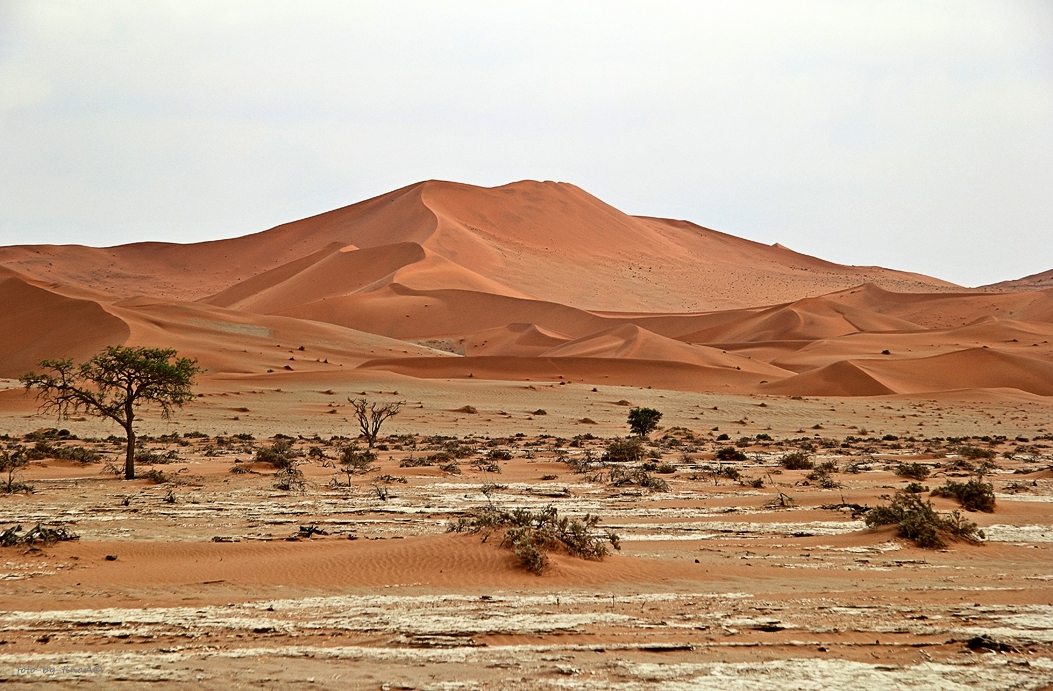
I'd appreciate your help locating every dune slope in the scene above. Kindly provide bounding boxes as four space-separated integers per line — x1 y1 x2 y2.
0 180 1049 398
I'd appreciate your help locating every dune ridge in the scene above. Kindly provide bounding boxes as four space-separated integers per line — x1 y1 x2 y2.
1 180 1051 397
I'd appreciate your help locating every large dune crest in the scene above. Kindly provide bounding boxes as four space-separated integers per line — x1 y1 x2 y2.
1 180 1051 398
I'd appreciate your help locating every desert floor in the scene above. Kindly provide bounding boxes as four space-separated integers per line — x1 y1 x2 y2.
1 373 1052 690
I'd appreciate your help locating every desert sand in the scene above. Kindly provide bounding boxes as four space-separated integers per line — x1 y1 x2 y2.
1 180 1051 689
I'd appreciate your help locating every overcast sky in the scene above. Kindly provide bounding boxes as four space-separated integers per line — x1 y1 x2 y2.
1 1 1050 286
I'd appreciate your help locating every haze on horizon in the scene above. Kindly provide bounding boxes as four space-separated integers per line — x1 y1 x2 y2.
0 1 1051 288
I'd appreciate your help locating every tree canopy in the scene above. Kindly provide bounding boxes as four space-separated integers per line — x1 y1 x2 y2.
627 407 662 437
20 345 199 480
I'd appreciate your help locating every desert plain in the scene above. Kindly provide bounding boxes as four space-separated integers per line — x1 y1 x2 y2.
1 180 1052 689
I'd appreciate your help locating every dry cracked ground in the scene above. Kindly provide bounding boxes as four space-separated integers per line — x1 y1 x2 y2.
1 380 1052 690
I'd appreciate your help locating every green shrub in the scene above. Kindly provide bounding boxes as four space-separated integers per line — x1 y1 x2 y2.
957 446 996 461
700 464 740 482
339 444 376 473
256 438 295 468
716 446 747 462
605 438 644 463
627 407 662 437
895 463 930 480
780 451 813 470
806 461 840 489
0 446 31 494
449 505 619 574
866 490 984 549
932 479 996 512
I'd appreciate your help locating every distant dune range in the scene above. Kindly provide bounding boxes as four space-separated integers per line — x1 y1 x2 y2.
2 180 1051 397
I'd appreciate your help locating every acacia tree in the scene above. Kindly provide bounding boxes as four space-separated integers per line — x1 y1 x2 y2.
348 398 403 449
627 407 662 437
20 346 199 480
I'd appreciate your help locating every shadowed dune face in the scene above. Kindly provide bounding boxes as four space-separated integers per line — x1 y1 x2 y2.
0 180 1051 397
0 277 130 378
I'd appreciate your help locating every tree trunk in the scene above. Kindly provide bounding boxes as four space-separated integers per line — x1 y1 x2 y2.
124 423 135 480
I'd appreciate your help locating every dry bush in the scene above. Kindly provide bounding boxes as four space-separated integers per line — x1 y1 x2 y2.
699 463 741 483
399 454 433 468
439 461 462 475
273 465 307 492
470 458 501 473
0 523 78 548
139 468 170 484
607 466 669 492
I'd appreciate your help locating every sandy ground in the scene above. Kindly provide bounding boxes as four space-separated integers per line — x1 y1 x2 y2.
1 373 1052 689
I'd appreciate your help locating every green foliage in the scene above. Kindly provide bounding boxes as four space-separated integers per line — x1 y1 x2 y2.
627 407 662 437
716 446 747 462
807 461 840 489
957 445 996 461
932 479 996 512
449 505 620 574
604 438 644 463
0 446 31 494
256 438 296 468
779 450 814 470
20 346 199 480
865 490 984 549
895 462 931 480
339 444 377 475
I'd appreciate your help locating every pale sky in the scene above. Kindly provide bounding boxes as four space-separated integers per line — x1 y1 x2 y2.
1 1 1051 286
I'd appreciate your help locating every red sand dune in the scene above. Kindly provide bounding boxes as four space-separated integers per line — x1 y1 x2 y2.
1 180 1051 398
761 347 1053 397
0 277 130 377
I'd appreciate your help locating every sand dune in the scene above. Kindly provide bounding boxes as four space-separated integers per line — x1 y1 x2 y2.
762 347 1053 397
982 267 1053 292
0 277 130 378
0 181 958 312
0 274 449 378
541 324 792 377
0 180 1050 398
416 322 572 357
675 296 924 344
357 355 775 393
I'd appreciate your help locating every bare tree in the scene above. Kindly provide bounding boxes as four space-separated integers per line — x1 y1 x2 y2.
21 346 199 480
348 398 403 449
